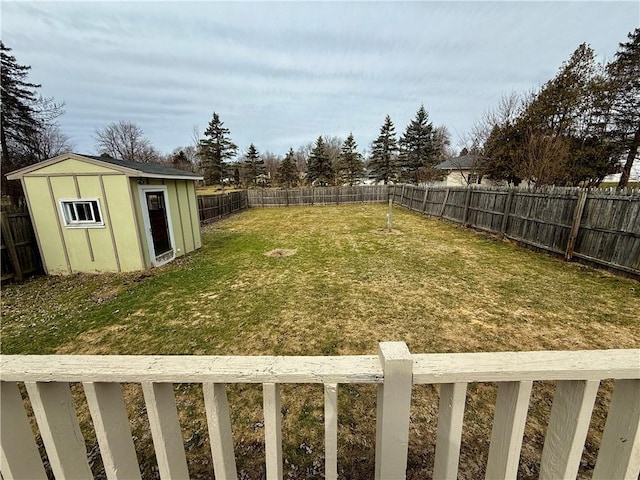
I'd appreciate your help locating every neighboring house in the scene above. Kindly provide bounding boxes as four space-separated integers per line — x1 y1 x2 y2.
434 155 499 187
6 153 203 275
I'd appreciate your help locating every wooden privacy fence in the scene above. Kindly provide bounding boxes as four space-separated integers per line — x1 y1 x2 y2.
0 206 41 282
392 185 640 276
1 344 639 480
198 191 248 224
246 185 390 207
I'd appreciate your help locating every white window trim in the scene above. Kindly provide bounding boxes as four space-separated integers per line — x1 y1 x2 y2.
138 185 176 267
59 198 105 228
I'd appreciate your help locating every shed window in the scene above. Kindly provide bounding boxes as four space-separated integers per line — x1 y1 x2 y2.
60 199 104 227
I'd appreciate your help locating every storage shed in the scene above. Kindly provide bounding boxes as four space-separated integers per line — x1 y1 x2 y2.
6 153 203 275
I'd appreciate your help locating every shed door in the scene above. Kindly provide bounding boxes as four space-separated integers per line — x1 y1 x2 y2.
146 192 171 256
139 185 175 266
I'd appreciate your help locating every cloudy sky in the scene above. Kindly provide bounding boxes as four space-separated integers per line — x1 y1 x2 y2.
2 1 638 158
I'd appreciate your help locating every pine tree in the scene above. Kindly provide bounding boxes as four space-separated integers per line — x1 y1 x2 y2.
198 112 237 185
307 136 333 186
337 133 364 186
278 148 299 187
171 149 192 172
368 115 399 184
242 143 265 186
1 42 41 196
399 105 437 183
607 28 640 188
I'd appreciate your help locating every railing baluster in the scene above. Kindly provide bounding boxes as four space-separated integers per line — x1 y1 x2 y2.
324 383 338 480
0 381 47 480
203 383 238 479
593 379 640 480
141 382 189 479
263 383 282 480
485 381 532 480
539 379 599 479
83 382 141 480
433 382 467 480
375 342 412 480
25 381 92 479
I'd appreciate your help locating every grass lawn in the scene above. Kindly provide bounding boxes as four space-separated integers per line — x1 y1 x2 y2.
2 204 638 479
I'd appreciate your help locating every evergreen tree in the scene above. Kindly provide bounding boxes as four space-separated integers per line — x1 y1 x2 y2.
368 115 399 184
337 133 364 185
307 136 333 185
482 43 624 187
1 41 40 169
607 28 640 188
242 143 265 186
198 112 237 185
1 42 69 197
517 43 617 185
278 148 299 187
399 105 437 183
171 150 192 172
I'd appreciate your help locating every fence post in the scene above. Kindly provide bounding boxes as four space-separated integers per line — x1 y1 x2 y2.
375 342 412 480
1 212 23 281
565 190 588 261
500 190 514 238
439 188 450 218
462 187 472 226
421 187 429 214
285 189 289 207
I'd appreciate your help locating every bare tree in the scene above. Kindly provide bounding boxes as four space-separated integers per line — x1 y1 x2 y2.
93 121 155 162
295 142 312 182
472 91 526 146
322 135 343 184
32 122 74 160
516 129 570 187
261 151 281 182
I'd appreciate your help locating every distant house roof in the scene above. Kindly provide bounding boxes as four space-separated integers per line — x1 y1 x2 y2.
6 152 203 181
436 155 483 170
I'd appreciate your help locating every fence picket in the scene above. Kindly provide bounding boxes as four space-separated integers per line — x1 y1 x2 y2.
433 382 467 479
485 381 533 480
324 383 338 480
203 383 238 480
592 379 640 479
141 382 189 479
83 382 142 480
539 379 599 479
263 383 283 480
0 381 48 480
25 381 93 479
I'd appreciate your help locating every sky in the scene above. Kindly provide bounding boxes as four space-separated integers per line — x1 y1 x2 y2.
2 1 639 159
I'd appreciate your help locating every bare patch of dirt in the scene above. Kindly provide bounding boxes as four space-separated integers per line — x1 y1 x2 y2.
264 248 297 257
92 285 122 304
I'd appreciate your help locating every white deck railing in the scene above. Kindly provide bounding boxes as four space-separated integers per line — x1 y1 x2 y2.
1 343 639 480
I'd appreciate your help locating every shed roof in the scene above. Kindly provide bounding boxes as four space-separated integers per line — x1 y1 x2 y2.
436 155 483 170
6 152 203 181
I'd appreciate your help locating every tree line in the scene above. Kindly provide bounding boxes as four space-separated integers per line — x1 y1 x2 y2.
474 28 639 189
195 105 453 188
2 28 637 199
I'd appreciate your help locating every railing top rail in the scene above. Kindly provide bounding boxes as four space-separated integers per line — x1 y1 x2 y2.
2 349 638 384
0 354 383 384
413 349 640 383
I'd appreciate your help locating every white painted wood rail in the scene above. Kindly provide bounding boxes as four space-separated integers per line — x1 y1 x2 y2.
1 345 638 480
